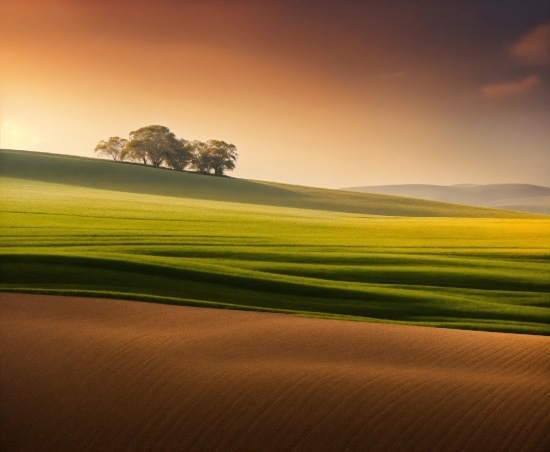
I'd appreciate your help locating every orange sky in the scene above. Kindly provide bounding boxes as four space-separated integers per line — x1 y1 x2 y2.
1 0 549 187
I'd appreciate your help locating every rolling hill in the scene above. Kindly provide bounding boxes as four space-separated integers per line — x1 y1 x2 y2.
343 183 550 214
1 149 549 334
2 293 549 451
0 149 540 218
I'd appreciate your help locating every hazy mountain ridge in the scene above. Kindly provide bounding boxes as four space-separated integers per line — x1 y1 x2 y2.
343 184 550 214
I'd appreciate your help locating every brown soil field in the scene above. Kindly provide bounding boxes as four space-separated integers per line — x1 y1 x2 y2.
1 293 549 451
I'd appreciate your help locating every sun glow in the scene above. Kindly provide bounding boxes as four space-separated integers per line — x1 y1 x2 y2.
0 121 40 150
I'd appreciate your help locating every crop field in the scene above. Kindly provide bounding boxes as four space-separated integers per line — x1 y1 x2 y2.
1 150 549 334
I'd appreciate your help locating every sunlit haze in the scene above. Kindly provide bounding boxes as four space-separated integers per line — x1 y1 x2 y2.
1 0 549 188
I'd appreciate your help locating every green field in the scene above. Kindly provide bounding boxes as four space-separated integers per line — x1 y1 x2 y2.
1 149 549 334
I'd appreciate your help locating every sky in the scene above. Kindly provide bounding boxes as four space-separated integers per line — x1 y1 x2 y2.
1 0 549 188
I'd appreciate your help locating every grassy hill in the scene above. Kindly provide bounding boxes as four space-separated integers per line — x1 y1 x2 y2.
343 183 550 215
1 149 549 334
0 149 539 218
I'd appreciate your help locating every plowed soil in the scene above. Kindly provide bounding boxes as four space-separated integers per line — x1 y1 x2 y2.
1 293 548 451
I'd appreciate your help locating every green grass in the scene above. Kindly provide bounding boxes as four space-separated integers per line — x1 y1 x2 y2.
1 149 549 334
0 149 542 218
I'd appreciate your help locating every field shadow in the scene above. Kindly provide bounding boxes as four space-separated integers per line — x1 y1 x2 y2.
0 149 305 206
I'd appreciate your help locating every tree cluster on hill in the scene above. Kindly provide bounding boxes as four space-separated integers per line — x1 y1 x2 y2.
94 125 238 176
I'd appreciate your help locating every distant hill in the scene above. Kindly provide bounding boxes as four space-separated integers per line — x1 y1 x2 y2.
0 149 541 218
343 183 550 215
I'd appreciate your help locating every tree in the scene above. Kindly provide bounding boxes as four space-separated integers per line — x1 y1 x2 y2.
188 141 212 174
94 137 128 161
94 126 239 175
164 138 193 171
206 140 238 176
126 125 180 167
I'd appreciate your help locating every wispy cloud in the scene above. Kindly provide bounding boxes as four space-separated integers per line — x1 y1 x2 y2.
509 22 550 65
479 75 541 100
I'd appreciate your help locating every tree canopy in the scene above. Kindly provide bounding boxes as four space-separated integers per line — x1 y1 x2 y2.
164 139 193 171
188 140 211 174
94 125 238 176
126 125 180 167
94 137 128 161
206 140 238 176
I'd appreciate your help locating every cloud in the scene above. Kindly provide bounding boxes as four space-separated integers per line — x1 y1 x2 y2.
509 22 550 65
479 75 541 100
